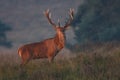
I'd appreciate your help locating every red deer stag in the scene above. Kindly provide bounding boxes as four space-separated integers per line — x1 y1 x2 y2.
18 9 74 66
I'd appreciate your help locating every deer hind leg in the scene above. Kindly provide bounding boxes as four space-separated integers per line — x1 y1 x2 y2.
20 53 31 68
20 58 30 67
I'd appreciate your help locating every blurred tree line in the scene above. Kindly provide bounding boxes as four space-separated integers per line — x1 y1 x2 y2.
0 20 12 48
72 0 120 45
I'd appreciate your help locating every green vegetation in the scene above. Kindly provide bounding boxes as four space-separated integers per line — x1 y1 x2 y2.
72 0 120 44
0 20 12 48
0 43 120 80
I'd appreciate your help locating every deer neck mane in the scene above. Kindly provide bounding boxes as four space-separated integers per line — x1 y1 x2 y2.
54 31 66 50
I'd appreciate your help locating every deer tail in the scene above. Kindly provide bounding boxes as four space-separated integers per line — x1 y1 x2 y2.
18 48 22 58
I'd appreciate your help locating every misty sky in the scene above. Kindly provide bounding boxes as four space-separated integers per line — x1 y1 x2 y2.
0 0 82 52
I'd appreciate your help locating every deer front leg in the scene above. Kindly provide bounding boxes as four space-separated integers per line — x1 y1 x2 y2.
48 56 54 63
48 51 59 63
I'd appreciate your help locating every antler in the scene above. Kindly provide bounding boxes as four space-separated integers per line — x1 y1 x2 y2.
64 8 74 28
44 9 56 27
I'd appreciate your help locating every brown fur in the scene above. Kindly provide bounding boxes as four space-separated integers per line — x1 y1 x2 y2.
18 28 66 66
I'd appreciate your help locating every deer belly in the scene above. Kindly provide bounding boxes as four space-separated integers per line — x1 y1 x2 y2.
32 51 48 59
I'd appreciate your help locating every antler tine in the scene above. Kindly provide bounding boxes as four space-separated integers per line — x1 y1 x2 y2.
69 8 74 19
64 8 74 28
57 19 60 26
44 9 56 26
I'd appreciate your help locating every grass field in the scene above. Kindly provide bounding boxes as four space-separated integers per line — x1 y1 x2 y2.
0 42 120 80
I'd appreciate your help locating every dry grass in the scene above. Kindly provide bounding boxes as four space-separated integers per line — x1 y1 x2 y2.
0 42 120 80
